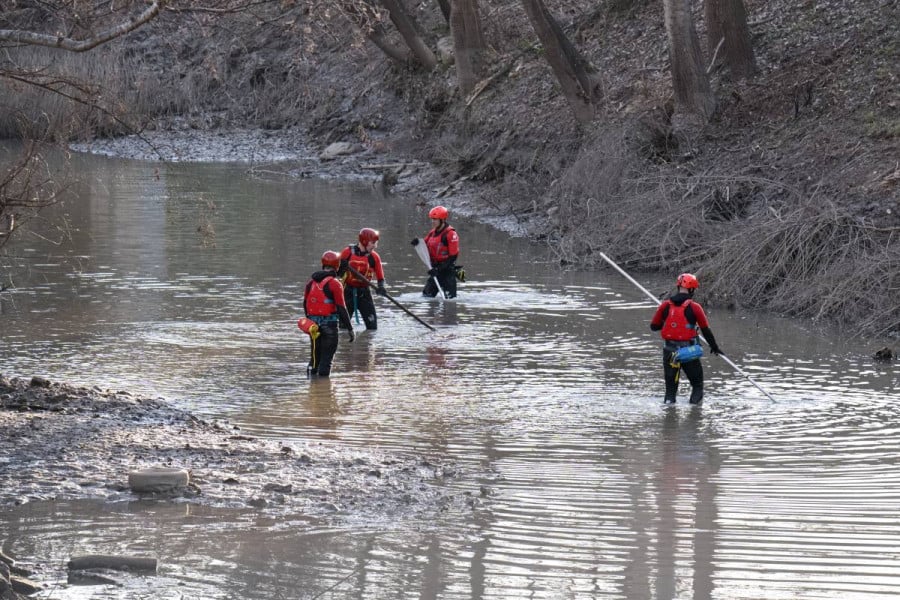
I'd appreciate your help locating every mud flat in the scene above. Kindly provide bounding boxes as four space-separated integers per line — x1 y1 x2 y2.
0 375 469 517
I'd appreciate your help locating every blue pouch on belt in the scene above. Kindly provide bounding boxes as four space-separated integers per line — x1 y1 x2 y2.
674 344 704 363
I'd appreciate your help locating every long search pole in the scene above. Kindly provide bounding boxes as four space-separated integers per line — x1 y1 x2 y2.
598 252 777 403
345 265 435 331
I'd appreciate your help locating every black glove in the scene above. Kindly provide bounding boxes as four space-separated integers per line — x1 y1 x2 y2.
347 329 355 343
376 282 387 296
700 327 721 356
428 268 439 277
410 238 419 247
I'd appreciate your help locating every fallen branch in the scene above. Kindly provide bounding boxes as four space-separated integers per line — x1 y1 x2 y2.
706 36 726 75
435 174 472 198
360 162 427 170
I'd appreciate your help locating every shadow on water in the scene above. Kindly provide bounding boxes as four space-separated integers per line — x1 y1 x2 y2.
1 152 899 599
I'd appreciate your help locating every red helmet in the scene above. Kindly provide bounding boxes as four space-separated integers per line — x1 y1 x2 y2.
428 205 449 220
321 250 340 269
359 228 379 245
676 273 699 289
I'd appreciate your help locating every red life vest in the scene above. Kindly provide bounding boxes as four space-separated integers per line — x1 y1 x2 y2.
424 226 458 264
341 245 377 288
305 276 338 317
661 299 698 341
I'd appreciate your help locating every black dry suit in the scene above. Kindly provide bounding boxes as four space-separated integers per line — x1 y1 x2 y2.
650 292 720 404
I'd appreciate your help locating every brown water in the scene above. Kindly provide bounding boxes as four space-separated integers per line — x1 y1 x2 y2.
1 151 899 599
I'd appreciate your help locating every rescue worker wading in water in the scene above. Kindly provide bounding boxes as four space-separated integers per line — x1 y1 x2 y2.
411 205 460 299
339 228 387 330
304 251 354 377
649 273 723 404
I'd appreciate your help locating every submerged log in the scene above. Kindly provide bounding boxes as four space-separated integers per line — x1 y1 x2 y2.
67 571 121 586
67 555 158 574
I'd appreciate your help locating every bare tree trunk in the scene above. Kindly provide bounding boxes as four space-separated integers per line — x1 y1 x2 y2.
369 27 413 65
520 0 602 125
380 0 437 70
662 0 714 124
342 1 412 65
704 0 756 79
450 0 486 95
436 0 451 23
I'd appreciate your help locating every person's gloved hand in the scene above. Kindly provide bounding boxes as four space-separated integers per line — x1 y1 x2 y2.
709 344 722 356
376 283 387 296
410 238 419 247
347 329 355 343
428 268 439 277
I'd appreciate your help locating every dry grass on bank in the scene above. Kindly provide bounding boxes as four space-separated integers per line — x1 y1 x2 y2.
0 46 131 139
705 204 899 338
547 129 900 337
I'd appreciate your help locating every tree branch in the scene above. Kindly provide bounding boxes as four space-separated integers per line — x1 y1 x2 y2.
0 0 164 52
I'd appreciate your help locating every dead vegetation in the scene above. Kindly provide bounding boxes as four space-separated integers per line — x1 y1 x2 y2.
545 121 898 338
706 203 898 338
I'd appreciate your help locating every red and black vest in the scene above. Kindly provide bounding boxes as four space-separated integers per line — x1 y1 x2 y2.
424 226 456 263
305 276 337 317
343 245 377 288
660 299 698 341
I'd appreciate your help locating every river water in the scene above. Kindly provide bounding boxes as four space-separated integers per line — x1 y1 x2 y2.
1 151 898 599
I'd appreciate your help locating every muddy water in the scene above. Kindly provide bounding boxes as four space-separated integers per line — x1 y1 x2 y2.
1 152 899 599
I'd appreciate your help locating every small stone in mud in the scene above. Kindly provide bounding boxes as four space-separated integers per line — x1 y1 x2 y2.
29 377 50 388
262 483 292 494
874 347 894 361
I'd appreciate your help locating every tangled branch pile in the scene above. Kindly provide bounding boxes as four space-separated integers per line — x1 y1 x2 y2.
548 126 899 337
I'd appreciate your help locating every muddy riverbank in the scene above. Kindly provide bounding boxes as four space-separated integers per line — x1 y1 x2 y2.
0 375 469 513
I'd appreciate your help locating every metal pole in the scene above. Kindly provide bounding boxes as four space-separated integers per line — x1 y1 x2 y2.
345 265 436 331
598 252 777 402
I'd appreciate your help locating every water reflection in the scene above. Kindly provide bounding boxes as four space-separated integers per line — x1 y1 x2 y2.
1 152 899 599
246 378 343 438
654 406 719 600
